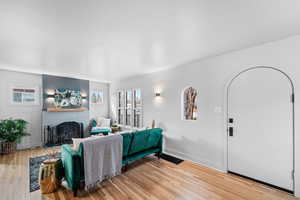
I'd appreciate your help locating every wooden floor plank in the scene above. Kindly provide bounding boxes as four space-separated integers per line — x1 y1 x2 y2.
0 147 298 200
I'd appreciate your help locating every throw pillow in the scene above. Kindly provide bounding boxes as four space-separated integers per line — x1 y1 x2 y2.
91 119 97 127
96 117 102 126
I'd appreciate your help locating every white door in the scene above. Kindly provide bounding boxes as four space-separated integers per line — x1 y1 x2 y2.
228 67 294 191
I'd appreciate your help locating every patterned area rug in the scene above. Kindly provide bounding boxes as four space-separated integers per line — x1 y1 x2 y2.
29 152 61 192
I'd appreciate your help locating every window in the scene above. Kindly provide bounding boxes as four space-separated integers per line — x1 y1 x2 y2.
117 89 142 128
182 87 198 120
117 91 125 124
133 89 142 128
12 87 39 105
125 90 132 126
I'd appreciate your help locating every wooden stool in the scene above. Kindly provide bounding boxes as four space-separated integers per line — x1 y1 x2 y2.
39 158 62 194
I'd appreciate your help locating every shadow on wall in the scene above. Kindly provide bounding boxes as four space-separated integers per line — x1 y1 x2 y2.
164 134 223 169
158 122 167 131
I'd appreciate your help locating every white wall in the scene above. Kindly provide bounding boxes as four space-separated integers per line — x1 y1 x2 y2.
0 70 43 149
110 35 300 196
89 81 110 120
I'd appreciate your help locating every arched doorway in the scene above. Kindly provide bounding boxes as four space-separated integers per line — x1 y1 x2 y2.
227 66 295 192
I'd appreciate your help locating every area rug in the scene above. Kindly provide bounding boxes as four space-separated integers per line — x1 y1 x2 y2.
29 152 61 192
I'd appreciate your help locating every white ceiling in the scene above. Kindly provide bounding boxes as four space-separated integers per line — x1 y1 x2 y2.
1 0 300 82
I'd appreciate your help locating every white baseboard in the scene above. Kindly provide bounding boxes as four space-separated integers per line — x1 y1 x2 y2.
164 148 226 173
17 143 42 150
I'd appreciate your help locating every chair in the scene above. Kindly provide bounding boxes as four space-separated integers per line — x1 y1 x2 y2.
89 117 111 136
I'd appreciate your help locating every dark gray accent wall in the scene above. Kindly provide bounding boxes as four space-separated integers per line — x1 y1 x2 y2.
42 74 89 110
42 75 91 137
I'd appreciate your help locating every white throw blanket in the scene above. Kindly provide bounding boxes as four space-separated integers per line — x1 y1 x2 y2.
81 134 123 190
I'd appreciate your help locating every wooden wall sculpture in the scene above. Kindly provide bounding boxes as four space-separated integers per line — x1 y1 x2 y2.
183 87 198 120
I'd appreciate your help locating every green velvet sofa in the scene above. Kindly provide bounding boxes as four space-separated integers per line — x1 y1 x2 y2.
61 128 163 196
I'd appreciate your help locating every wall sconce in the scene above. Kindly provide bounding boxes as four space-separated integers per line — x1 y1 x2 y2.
81 92 87 99
155 92 161 97
47 94 55 98
46 89 55 98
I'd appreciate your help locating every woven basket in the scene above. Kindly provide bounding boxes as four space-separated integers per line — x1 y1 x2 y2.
0 141 17 154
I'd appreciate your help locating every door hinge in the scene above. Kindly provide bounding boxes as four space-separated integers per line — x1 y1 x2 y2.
291 93 295 103
292 170 295 180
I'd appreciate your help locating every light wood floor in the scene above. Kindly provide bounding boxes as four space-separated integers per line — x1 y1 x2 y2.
0 147 298 200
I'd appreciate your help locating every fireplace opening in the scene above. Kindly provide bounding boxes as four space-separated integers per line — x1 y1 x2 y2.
43 121 84 147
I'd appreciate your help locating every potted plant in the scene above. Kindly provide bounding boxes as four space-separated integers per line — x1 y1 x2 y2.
0 119 29 154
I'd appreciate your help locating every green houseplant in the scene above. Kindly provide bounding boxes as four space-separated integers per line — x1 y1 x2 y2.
0 119 29 154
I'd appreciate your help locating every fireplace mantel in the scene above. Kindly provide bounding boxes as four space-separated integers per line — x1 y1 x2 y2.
47 107 88 112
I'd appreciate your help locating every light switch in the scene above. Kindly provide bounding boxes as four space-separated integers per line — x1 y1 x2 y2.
214 106 222 113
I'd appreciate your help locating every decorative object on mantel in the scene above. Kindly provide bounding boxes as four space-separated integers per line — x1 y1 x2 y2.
0 119 29 154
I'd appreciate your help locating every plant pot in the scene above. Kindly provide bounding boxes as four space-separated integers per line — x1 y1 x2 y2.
0 141 17 154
